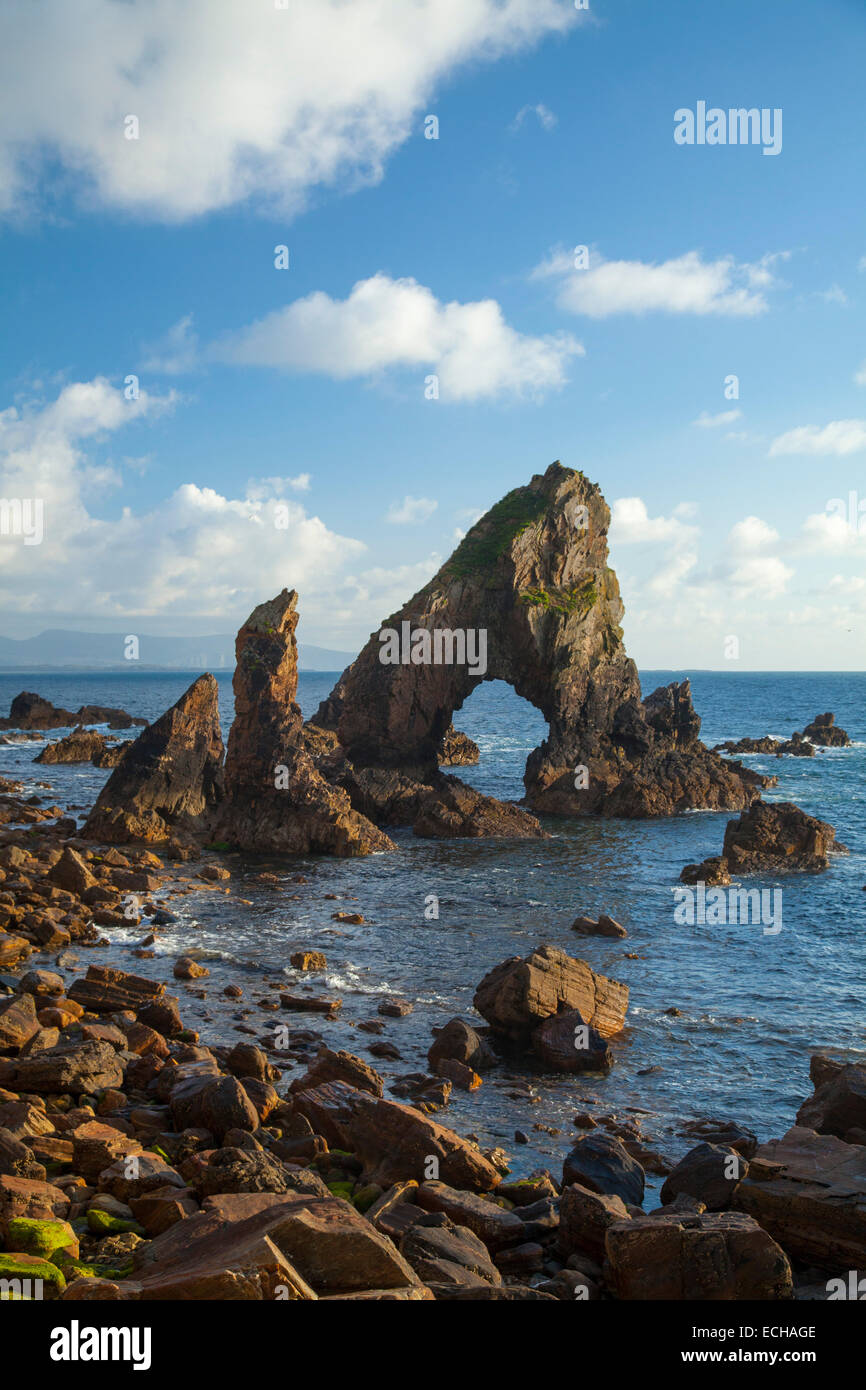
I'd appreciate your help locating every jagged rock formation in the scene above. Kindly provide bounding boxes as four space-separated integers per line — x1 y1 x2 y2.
312 462 771 820
802 712 851 747
216 590 393 857
438 724 479 766
715 711 852 756
680 800 848 882
0 692 146 731
83 675 225 844
35 726 118 765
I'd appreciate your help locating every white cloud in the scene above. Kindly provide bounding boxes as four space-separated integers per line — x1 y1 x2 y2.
0 0 578 221
648 549 698 597
532 249 780 318
801 509 866 552
769 420 866 457
693 409 742 428
855 361 866 386
728 516 780 552
386 495 438 524
213 273 583 400
510 103 558 132
609 497 696 545
729 556 793 600
0 378 364 625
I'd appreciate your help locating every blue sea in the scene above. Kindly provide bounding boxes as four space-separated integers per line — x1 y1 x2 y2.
1 668 864 1191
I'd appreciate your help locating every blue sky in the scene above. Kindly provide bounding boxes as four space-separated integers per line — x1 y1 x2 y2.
0 0 864 668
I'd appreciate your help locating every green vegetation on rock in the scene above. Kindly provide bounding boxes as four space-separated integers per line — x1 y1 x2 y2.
443 487 550 579
519 578 598 616
6 1217 77 1261
87 1208 144 1237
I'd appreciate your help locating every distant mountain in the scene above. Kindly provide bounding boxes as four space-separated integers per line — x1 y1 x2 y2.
0 629 355 672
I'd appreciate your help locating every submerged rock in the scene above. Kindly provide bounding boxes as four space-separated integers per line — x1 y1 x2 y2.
83 674 224 844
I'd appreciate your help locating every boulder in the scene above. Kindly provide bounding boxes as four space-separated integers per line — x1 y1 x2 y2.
559 1183 629 1261
562 1133 645 1206
571 913 628 939
428 1018 496 1074
473 944 628 1041
604 1210 793 1300
531 1008 613 1073
169 1074 259 1142
660 1142 748 1211
0 991 40 1052
3 1040 124 1095
132 1198 420 1297
400 1213 502 1287
414 1181 524 1250
289 1047 384 1098
796 1060 866 1142
292 1081 501 1192
733 1126 866 1269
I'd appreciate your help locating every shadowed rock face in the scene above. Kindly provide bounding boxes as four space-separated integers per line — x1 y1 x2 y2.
217 589 393 857
313 462 768 819
83 674 225 844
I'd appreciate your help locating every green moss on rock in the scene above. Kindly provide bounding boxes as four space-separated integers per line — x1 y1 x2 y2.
86 1208 144 1237
6 1217 78 1261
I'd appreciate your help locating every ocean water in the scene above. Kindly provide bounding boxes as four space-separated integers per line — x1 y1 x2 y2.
1 668 864 1191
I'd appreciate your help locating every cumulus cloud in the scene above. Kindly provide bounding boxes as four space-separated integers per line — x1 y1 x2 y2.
609 497 697 545
532 249 782 318
728 516 780 552
0 378 364 626
769 420 866 456
212 273 583 400
0 0 578 221
728 556 793 600
386 496 438 524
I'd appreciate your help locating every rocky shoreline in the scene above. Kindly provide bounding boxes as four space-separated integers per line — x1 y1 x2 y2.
0 800 863 1301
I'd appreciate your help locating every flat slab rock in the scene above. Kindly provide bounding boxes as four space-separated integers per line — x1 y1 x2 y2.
292 1080 501 1192
604 1210 793 1300
123 1196 420 1299
733 1125 866 1270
